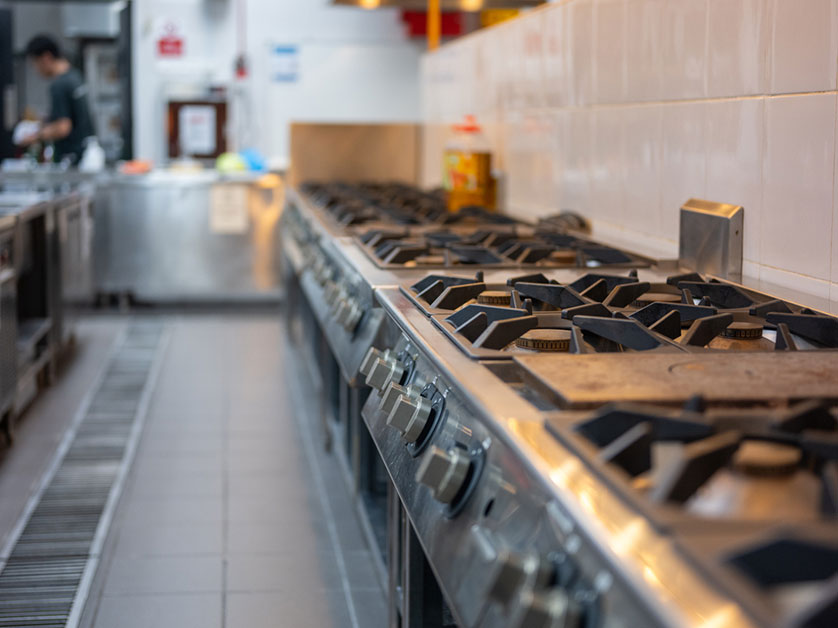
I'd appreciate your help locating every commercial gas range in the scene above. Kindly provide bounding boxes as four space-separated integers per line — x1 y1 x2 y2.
280 182 838 628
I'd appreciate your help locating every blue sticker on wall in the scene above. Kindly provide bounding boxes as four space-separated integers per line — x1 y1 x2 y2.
271 45 299 83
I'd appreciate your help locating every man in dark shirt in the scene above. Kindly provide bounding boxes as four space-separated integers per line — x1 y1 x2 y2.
20 35 94 163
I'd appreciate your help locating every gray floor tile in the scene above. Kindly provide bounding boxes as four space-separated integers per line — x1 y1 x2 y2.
226 472 312 501
130 465 223 497
226 494 321 524
226 450 306 476
132 453 222 478
226 591 351 628
113 522 223 557
226 552 344 592
120 496 223 525
102 555 223 595
352 589 388 627
138 434 224 456
92 593 222 628
226 521 326 555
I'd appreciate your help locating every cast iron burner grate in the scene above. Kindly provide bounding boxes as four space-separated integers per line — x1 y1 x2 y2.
412 270 838 359
544 400 838 627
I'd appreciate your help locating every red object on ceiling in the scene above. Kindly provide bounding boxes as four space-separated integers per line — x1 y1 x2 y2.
401 11 463 37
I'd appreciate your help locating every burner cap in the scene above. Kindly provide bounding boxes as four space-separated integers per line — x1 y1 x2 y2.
733 441 802 477
477 291 511 306
633 292 681 307
723 321 764 339
549 250 578 264
515 329 571 352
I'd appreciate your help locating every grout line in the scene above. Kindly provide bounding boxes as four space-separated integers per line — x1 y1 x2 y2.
286 340 362 628
221 318 230 628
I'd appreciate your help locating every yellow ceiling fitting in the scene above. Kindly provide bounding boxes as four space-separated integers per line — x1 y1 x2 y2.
428 0 441 51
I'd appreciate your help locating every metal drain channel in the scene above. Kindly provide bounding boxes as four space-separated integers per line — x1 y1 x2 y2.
0 322 168 628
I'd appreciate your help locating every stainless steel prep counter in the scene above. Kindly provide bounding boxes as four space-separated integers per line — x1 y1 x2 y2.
94 171 283 303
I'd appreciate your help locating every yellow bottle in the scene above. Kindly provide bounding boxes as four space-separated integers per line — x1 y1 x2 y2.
442 115 495 212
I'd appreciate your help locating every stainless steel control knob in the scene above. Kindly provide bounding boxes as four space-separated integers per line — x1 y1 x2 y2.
387 389 433 443
416 446 470 504
379 382 408 414
323 281 339 306
364 353 405 392
513 590 581 628
330 290 348 317
360 348 385 377
486 551 532 606
341 301 363 332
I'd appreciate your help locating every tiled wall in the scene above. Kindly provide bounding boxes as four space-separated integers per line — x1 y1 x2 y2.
421 0 838 305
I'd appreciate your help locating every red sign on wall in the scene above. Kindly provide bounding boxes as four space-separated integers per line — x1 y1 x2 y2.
157 21 184 57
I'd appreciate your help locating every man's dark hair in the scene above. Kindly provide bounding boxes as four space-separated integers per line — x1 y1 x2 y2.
25 35 62 59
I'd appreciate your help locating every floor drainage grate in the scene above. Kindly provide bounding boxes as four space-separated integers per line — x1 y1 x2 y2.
0 322 166 628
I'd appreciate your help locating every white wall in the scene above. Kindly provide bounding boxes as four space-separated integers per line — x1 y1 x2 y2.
133 0 423 166
422 0 838 309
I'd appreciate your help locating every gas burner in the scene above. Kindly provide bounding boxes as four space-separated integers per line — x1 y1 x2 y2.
551 399 838 515
404 271 556 316
542 400 838 626
403 270 838 359
303 181 525 231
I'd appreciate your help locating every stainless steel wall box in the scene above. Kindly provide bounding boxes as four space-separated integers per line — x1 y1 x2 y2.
679 198 744 280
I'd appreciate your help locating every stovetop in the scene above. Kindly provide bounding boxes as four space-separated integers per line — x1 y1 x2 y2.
355 225 650 270
376 279 838 628
293 181 838 627
301 180 520 228
398 268 838 360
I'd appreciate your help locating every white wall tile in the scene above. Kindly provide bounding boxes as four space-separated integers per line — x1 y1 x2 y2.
626 0 664 103
661 102 706 243
705 98 765 263
742 260 761 281
593 0 627 104
760 266 832 301
504 112 560 219
770 0 838 94
762 94 837 281
505 15 546 110
543 4 570 108
661 0 708 100
591 107 626 225
568 0 595 106
623 105 663 237
707 0 769 97
558 109 593 215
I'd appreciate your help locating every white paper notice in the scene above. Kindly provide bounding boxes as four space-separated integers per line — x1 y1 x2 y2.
271 45 299 82
178 105 216 155
210 184 249 234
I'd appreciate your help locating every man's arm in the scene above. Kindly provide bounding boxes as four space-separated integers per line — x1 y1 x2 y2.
19 117 72 146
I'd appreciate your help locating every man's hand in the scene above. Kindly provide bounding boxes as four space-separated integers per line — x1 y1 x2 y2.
17 118 72 146
18 132 40 147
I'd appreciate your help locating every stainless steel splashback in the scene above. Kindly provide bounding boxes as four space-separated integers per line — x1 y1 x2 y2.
679 198 744 280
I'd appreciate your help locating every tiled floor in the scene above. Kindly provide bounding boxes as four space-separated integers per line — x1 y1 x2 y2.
0 313 385 628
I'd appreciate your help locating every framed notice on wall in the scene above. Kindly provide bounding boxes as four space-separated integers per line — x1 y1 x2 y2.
167 100 227 159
